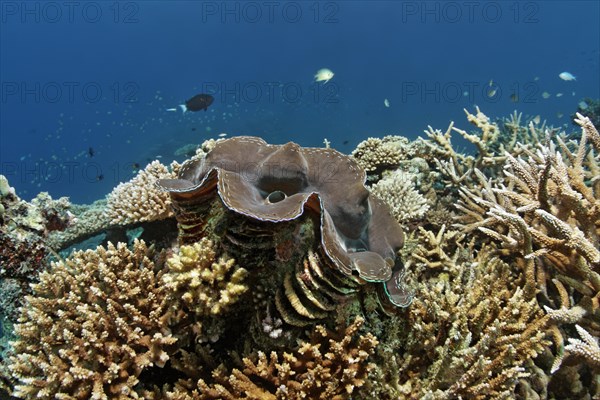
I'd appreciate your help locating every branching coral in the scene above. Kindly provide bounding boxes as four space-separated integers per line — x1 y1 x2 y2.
106 160 179 225
370 171 430 223
163 238 248 316
382 233 550 399
351 135 427 177
456 114 600 300
141 317 378 399
9 240 175 399
447 111 600 397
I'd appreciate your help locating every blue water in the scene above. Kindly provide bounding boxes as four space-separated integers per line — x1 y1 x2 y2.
1 1 598 203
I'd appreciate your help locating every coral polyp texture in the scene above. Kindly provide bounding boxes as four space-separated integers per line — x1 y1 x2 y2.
164 238 249 316
106 160 179 225
9 240 175 399
3 110 600 399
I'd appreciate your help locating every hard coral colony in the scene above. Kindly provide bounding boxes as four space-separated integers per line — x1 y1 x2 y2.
0 110 599 399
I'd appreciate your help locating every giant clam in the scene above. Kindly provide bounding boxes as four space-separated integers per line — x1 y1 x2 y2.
158 136 412 330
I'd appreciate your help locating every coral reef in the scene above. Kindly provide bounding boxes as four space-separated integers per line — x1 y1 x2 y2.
428 111 600 398
196 317 377 400
351 135 427 179
106 160 179 225
370 170 430 223
9 240 175 399
164 238 249 316
140 317 377 399
3 110 600 399
573 97 600 130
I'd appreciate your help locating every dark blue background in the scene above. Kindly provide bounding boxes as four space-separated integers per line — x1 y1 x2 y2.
1 0 599 203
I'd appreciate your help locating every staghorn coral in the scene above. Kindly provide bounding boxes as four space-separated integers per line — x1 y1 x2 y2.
370 170 430 223
446 111 600 398
9 240 176 399
563 324 600 370
106 160 178 225
367 229 550 399
163 238 248 316
456 114 600 304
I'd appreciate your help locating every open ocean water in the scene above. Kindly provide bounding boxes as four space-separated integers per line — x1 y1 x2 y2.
1 1 598 203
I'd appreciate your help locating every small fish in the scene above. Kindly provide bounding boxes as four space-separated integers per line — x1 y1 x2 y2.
191 127 196 131
167 93 214 113
578 101 589 110
314 68 334 84
218 133 227 137
384 98 390 108
542 91 551 99
534 76 540 81
557 112 564 118
556 93 563 97
87 147 95 157
96 174 104 181
510 93 519 103
486 87 498 98
343 140 349 145
132 162 141 170
559 71 576 81
532 115 541 124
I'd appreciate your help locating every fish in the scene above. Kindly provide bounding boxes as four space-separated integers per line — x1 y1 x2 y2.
558 72 576 81
542 92 551 99
343 140 349 145
486 87 497 98
578 101 589 110
132 162 141 171
167 94 214 113
218 133 228 137
87 147 95 157
96 174 104 181
556 93 563 97
314 68 334 83
510 93 519 103
384 98 390 108
532 115 541 124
